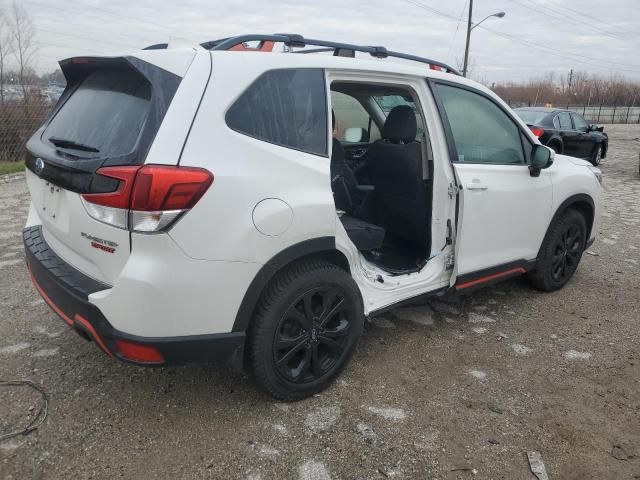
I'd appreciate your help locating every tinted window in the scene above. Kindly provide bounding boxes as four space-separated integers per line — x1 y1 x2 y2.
435 84 525 165
331 91 380 143
44 68 151 157
515 110 549 125
572 113 588 132
226 69 327 156
557 112 573 130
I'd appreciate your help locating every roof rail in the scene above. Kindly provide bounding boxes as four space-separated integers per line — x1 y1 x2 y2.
198 33 460 75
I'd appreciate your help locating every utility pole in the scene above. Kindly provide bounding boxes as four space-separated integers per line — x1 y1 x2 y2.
568 69 574 88
462 0 473 77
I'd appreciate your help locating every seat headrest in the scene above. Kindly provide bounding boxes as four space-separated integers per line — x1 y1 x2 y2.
381 105 417 143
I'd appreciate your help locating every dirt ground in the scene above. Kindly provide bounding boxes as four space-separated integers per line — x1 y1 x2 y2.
1 125 639 480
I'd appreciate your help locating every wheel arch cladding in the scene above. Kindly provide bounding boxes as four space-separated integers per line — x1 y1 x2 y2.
539 194 595 258
232 237 352 333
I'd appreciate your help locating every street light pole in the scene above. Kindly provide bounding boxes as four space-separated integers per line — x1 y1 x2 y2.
462 0 473 78
462 3 506 78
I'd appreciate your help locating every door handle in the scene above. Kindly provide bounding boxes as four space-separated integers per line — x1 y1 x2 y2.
466 183 488 190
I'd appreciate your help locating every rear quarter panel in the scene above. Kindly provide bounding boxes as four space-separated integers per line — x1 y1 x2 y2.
168 53 336 263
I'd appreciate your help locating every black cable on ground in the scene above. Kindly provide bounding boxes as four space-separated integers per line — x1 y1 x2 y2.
0 380 48 442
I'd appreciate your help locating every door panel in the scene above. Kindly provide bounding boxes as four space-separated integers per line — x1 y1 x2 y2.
571 113 595 159
556 112 580 157
430 82 553 278
453 164 552 275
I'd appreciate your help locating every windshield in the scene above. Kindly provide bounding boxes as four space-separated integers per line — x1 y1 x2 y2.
515 110 548 125
43 68 151 157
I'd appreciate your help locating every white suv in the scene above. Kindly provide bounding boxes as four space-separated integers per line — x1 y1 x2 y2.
23 34 602 400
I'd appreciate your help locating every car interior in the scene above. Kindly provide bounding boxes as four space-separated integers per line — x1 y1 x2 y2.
330 82 433 275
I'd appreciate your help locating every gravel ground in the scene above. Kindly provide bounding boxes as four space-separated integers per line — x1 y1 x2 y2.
1 125 639 480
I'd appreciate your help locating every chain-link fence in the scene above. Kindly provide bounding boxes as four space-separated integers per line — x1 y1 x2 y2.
0 101 51 162
511 103 640 124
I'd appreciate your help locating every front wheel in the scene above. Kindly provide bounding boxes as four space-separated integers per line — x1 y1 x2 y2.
248 259 364 400
527 209 587 292
591 145 602 166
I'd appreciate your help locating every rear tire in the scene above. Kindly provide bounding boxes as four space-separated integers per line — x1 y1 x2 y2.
527 209 587 292
248 259 364 400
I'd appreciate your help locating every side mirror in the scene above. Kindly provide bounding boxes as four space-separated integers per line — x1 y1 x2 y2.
529 144 554 177
343 127 367 143
589 124 604 133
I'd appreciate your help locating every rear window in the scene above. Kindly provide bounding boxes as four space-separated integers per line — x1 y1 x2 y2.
226 68 327 156
43 68 151 157
515 110 548 125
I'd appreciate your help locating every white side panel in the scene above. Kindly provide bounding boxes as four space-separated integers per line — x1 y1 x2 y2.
169 53 336 262
143 52 210 166
453 164 553 275
90 233 261 336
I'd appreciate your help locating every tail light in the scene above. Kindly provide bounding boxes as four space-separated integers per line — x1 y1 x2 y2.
81 165 213 233
530 126 545 138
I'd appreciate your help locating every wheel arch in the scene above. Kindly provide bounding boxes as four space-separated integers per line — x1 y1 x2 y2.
232 237 352 333
547 136 563 153
538 194 595 259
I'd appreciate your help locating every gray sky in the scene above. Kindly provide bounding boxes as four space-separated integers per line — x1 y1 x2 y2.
8 0 640 82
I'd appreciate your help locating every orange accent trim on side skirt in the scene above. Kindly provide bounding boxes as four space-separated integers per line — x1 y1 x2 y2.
455 267 527 290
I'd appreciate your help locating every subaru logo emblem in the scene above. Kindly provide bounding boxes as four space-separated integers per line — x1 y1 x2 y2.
34 158 45 175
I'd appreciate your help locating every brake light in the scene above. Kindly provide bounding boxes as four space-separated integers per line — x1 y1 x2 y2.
81 165 213 233
530 126 545 138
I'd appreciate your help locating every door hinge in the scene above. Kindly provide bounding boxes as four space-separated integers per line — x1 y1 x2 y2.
448 183 459 198
444 253 455 270
446 219 453 245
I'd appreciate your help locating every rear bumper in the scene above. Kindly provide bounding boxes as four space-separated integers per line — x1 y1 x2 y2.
24 226 245 368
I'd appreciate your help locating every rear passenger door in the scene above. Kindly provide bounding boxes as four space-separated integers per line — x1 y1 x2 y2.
431 82 552 279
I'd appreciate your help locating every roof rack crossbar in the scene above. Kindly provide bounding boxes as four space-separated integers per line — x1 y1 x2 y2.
202 34 460 75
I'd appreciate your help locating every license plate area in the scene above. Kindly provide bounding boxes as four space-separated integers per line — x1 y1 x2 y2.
41 181 62 222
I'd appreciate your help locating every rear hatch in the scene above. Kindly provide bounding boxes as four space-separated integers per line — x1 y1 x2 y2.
25 54 188 285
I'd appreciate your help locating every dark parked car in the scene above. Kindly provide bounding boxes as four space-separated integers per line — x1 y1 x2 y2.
514 107 608 166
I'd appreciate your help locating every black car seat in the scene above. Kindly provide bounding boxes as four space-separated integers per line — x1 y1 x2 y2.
330 114 385 251
367 105 428 244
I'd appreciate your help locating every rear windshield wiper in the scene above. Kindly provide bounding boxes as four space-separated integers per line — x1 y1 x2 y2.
48 136 100 153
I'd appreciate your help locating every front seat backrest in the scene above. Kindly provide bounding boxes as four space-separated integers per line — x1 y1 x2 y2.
368 105 428 243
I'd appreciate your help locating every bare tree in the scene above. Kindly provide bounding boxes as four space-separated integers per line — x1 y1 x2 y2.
9 0 36 103
0 7 14 105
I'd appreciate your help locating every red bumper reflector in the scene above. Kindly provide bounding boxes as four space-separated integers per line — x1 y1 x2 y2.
115 340 165 364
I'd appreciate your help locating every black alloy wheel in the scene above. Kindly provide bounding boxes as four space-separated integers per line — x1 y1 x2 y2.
249 259 363 400
527 209 587 292
273 287 351 383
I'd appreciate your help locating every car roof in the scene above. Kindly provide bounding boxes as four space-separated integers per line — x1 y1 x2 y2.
514 107 572 114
